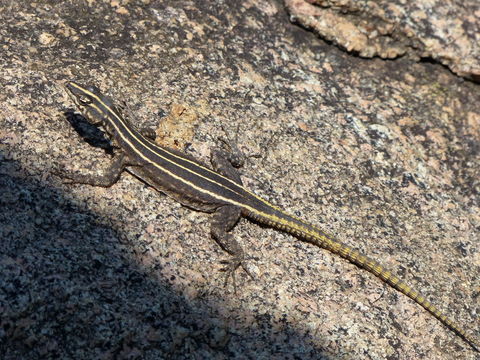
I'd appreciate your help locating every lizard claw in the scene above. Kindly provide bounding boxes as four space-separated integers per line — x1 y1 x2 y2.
219 256 255 292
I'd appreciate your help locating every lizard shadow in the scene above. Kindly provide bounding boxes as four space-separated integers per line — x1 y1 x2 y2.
64 110 114 153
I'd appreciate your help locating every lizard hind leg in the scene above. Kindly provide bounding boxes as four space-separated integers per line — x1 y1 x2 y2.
210 142 254 290
211 205 253 291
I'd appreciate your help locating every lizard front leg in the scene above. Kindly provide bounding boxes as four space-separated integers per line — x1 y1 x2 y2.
54 153 140 187
210 143 244 184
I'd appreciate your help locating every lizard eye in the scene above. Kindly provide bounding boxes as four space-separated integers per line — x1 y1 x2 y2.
78 94 92 105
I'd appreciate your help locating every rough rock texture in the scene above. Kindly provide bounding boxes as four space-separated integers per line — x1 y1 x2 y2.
0 0 479 359
285 0 480 81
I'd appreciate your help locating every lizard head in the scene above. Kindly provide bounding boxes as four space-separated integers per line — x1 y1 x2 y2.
65 81 124 138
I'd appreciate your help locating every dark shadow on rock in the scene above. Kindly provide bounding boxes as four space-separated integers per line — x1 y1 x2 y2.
0 154 333 359
64 110 114 153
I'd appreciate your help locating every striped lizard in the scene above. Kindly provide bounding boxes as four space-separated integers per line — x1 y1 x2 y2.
59 81 479 353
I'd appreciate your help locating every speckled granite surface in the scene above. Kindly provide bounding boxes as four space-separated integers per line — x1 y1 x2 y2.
286 0 480 81
0 1 479 359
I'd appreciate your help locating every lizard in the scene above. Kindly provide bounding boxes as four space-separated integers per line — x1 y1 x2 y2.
58 80 479 353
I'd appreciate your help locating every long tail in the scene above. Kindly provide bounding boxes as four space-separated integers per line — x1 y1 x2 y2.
246 207 479 352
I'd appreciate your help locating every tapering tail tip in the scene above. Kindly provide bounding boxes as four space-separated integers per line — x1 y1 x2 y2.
470 340 480 353
462 333 480 353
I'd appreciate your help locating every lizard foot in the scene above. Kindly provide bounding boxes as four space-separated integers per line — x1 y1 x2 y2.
219 256 255 293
